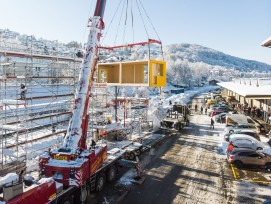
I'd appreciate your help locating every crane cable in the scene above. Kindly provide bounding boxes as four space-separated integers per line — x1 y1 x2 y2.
138 0 164 61
101 0 124 45
113 0 126 46
130 1 135 44
121 0 129 45
101 0 163 60
135 0 151 60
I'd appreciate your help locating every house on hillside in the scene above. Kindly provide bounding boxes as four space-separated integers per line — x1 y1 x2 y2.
209 79 223 85
163 84 184 95
172 83 188 89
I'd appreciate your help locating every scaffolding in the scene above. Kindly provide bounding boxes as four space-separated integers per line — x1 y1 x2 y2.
0 36 81 175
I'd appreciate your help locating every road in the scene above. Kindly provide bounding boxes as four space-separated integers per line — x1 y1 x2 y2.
88 104 271 203
121 114 232 204
120 113 271 204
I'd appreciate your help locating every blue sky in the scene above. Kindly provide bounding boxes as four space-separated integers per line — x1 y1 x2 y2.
0 0 270 64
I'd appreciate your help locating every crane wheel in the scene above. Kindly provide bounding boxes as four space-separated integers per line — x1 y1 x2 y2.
129 152 136 160
139 146 144 153
107 165 117 182
135 149 141 156
96 173 106 191
174 124 179 131
61 196 72 204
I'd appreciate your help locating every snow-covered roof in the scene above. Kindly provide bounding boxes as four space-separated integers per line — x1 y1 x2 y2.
218 81 271 98
261 36 271 47
163 84 184 91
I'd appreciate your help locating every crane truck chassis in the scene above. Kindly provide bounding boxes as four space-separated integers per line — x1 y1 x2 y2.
1 146 142 204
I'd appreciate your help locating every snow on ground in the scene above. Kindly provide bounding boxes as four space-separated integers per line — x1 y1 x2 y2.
233 180 271 203
118 87 221 187
118 169 137 186
0 173 18 186
148 85 220 129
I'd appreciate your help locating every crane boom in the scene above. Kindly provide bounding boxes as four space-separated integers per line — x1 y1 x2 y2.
62 0 106 151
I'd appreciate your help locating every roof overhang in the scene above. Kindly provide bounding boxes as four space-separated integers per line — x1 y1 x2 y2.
245 95 271 99
261 36 271 47
217 82 271 100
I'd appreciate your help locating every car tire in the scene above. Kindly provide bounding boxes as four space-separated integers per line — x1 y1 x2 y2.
234 160 243 169
256 147 263 151
265 163 271 171
229 130 234 134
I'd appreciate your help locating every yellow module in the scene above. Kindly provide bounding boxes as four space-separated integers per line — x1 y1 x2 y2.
97 60 166 87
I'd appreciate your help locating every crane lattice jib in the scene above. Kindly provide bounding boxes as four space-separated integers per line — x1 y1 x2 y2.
63 0 106 150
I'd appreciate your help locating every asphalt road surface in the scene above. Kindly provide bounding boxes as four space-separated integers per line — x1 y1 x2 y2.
120 114 271 204
89 112 271 204
121 114 233 204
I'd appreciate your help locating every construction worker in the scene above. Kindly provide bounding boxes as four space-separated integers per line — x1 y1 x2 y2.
91 139 96 149
20 84 27 99
99 129 104 139
18 169 24 183
52 125 56 133
210 118 215 129
195 104 198 113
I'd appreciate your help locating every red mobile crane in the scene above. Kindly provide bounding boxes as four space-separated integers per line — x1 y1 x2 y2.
2 0 117 203
1 0 155 203
39 0 108 196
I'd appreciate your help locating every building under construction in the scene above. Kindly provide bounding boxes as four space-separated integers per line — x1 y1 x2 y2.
0 36 81 175
0 29 166 176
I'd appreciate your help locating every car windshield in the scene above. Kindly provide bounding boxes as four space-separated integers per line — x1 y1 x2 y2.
236 131 256 136
230 150 237 155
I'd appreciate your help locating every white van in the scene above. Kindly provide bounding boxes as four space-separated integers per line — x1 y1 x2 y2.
225 114 259 127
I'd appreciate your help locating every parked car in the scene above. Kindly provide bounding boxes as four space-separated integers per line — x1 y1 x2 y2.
211 104 219 109
227 148 271 170
210 110 224 117
207 99 216 106
229 134 267 150
224 123 260 135
214 112 228 123
233 130 260 141
223 133 232 141
216 106 228 112
224 130 260 142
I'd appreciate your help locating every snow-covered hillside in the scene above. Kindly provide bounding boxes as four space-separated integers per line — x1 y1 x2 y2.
164 43 271 72
2 28 271 87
